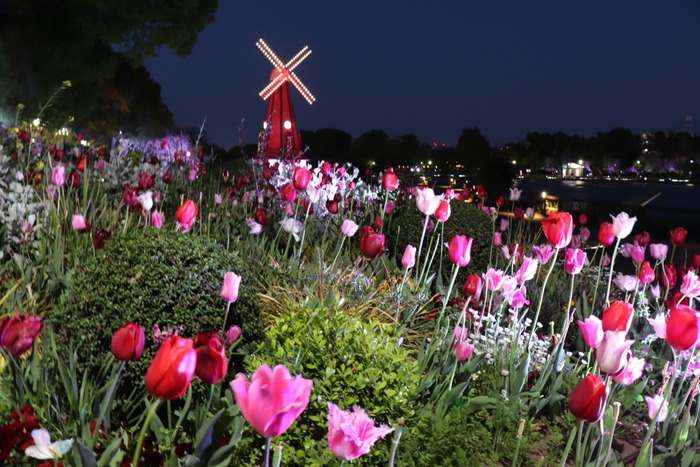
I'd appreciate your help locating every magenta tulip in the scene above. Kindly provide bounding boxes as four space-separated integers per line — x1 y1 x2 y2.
449 235 473 267
327 403 394 461
221 272 241 304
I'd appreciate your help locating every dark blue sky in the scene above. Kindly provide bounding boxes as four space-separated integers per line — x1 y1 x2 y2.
144 1 700 150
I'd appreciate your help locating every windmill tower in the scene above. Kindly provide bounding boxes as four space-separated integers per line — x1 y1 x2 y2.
256 39 316 159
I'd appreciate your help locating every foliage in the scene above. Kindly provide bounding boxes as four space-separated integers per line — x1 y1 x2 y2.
50 228 263 392
390 199 492 285
236 304 419 466
396 398 536 467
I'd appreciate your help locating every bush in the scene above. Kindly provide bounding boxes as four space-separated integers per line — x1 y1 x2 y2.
50 228 264 392
234 304 419 467
390 199 493 285
396 398 535 467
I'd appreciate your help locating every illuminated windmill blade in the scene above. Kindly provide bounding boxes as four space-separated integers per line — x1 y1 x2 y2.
289 72 316 104
259 72 288 100
284 47 312 72
256 39 285 70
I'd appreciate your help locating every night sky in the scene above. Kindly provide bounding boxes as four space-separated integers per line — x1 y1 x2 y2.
144 1 700 150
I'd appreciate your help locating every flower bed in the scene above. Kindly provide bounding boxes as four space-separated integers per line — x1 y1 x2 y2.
0 119 699 466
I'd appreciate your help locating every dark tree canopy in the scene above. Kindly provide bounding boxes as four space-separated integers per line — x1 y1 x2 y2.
456 127 491 170
0 0 217 132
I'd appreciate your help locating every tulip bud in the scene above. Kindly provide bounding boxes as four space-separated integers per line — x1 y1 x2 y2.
598 222 615 247
292 166 311 191
194 331 228 385
402 245 416 269
569 374 608 423
666 304 700 351
638 261 655 283
670 227 688 246
463 274 483 297
221 272 241 304
111 323 145 361
449 235 473 267
359 226 386 260
382 167 399 191
541 212 573 248
434 200 451 222
341 219 359 237
602 301 634 333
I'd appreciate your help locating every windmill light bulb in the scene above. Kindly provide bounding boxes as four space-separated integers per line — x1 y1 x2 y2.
284 120 292 130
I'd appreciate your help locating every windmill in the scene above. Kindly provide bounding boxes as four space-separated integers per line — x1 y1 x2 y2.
256 39 315 159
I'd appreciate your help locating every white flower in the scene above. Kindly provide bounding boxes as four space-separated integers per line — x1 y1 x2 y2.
25 428 74 459
245 218 263 235
280 218 304 241
137 191 154 212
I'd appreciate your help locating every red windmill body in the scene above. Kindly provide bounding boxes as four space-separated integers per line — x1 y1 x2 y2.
256 39 316 160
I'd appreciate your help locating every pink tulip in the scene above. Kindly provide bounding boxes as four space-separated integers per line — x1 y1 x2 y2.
532 244 555 264
51 166 65 187
525 207 535 219
231 364 313 438
515 256 538 284
225 325 242 346
221 272 241 304
483 268 505 292
680 270 700 298
71 214 91 233
565 249 586 275
188 169 197 181
402 245 416 269
448 235 473 267
493 231 502 247
577 316 603 348
613 357 645 385
499 219 509 232
619 243 634 258
650 284 661 298
341 219 359 237
611 212 637 239
509 188 522 201
385 201 395 214
596 331 634 375
649 243 668 260
151 211 164 229
453 326 474 361
214 193 222 205
326 403 394 461
631 245 645 264
644 394 668 422
648 314 666 339
579 227 590 242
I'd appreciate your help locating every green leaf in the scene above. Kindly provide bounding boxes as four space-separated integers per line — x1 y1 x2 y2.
75 440 98 467
194 408 225 458
97 436 123 467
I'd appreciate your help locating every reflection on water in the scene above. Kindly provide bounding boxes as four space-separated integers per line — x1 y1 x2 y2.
514 179 700 210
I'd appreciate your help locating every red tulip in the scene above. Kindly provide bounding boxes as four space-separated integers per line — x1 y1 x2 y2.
138 173 156 191
513 207 524 220
666 304 700 351
569 374 608 423
659 264 677 289
280 183 298 203
67 170 81 188
476 186 486 198
578 213 588 226
463 274 483 297
254 208 268 226
292 166 311 191
359 226 386 260
320 161 333 176
93 229 112 249
541 212 573 248
162 173 174 184
633 231 651 247
458 187 471 200
434 200 451 222
638 261 655 284
693 254 700 270
161 139 169 150
0 313 42 357
602 301 634 333
123 183 139 206
194 331 228 385
382 167 399 191
326 200 339 214
598 222 615 247
111 322 145 361
670 228 688 246
496 196 505 208
175 200 198 232
76 155 88 172
145 336 197 400
373 215 383 230
17 129 31 143
449 235 473 267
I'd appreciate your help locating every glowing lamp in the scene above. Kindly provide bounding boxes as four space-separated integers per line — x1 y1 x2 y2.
283 120 292 130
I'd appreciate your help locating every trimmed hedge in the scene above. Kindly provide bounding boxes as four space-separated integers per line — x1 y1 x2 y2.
51 228 264 392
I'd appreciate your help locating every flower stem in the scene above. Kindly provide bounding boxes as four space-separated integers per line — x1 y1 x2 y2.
560 422 578 467
526 248 559 350
265 437 272 467
133 398 161 467
90 360 124 449
414 214 430 282
388 425 403 467
604 237 622 306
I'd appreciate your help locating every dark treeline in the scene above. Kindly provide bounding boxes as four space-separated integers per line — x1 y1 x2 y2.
227 127 700 178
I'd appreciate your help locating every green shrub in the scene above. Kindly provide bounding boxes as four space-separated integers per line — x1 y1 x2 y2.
50 228 264 392
234 304 419 467
396 398 535 467
390 199 493 285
